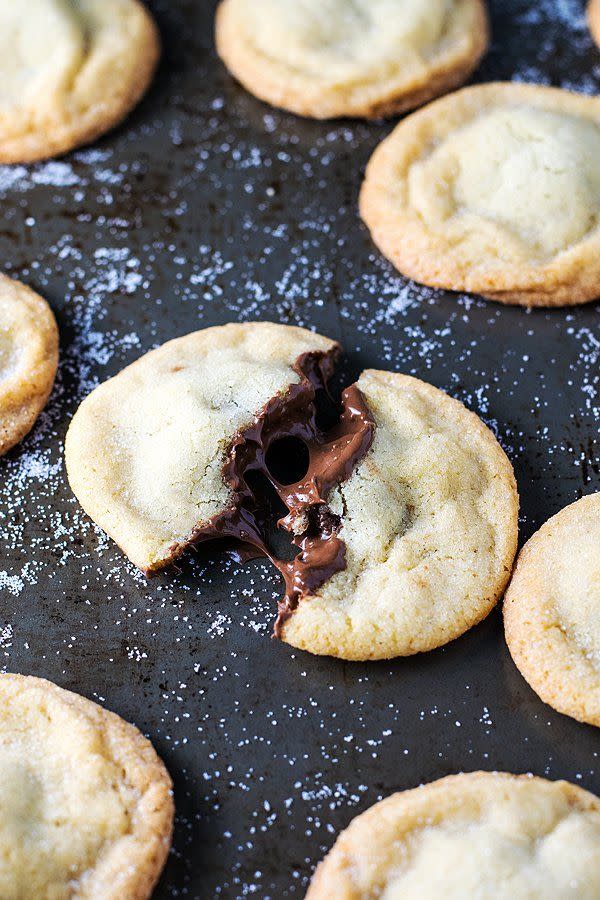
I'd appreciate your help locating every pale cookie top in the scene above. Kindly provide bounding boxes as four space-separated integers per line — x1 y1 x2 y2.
590 0 600 48
360 83 600 306
504 493 600 727
0 673 173 900
281 371 518 660
216 0 488 119
0 275 59 456
65 322 337 573
0 0 160 163
307 772 600 899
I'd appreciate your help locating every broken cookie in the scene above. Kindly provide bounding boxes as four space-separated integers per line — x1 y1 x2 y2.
65 322 518 659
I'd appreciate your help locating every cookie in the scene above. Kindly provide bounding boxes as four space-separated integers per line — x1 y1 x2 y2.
66 322 517 660
65 322 341 573
281 370 518 659
0 673 173 899
0 275 59 456
504 493 600 727
0 0 160 164
307 772 600 898
590 0 600 48
215 0 489 120
360 83 600 307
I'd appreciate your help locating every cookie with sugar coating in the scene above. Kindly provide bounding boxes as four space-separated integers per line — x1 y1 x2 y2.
307 772 600 898
65 321 339 574
590 0 600 48
0 274 59 456
216 0 489 120
0 0 160 164
66 322 518 659
360 83 600 306
0 672 174 900
504 493 600 727
280 370 518 659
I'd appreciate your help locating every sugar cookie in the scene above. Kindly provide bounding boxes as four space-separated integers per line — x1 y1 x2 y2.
216 0 488 119
66 322 341 574
307 772 600 898
0 275 59 456
360 83 600 306
0 673 173 899
0 0 160 163
281 370 518 659
66 323 518 659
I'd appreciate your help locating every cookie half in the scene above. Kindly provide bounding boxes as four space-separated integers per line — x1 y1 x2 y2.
360 83 600 306
0 673 173 899
0 275 59 456
590 0 600 48
307 772 600 898
216 0 489 120
504 493 600 727
67 325 518 659
281 370 518 659
65 322 342 574
0 0 160 164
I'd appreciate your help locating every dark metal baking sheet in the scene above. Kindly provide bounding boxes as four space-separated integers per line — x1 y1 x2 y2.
0 1 599 897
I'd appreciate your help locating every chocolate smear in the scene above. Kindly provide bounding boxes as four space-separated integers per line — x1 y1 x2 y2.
177 347 375 637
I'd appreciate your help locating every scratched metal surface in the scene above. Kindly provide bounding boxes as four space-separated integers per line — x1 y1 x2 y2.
0 1 598 897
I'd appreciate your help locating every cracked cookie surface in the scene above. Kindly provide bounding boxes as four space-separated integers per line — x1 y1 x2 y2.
0 673 173 900
215 0 488 119
0 0 160 163
0 274 59 456
281 371 518 660
307 772 600 899
504 492 600 727
360 83 600 306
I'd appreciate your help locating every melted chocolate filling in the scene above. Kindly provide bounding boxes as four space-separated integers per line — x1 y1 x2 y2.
181 348 375 636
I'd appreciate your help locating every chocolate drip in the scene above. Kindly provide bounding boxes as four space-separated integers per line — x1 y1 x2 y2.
183 348 375 637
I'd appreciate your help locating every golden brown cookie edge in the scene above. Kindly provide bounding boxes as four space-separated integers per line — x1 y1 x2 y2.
306 771 600 898
590 0 600 49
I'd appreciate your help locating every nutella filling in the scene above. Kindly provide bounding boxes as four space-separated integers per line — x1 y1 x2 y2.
181 348 375 636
